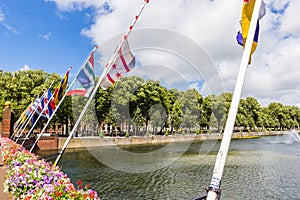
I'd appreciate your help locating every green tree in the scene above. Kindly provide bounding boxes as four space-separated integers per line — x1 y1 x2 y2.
236 97 261 131
179 89 203 133
0 70 61 121
130 80 168 134
111 76 144 133
211 93 232 132
199 96 213 131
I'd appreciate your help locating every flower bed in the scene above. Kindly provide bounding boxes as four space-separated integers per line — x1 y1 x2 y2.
0 137 100 200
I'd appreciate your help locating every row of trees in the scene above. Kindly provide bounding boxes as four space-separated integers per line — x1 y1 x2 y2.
1 70 300 135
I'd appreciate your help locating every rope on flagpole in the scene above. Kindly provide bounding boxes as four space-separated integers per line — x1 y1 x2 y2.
29 46 98 152
53 0 150 167
206 0 263 199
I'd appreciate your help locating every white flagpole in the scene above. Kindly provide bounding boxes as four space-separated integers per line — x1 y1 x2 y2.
16 81 55 142
13 105 32 132
12 105 34 140
21 82 55 146
13 115 23 131
14 97 42 142
12 76 52 139
12 110 30 140
29 46 98 152
206 0 263 199
53 0 150 166
12 97 43 141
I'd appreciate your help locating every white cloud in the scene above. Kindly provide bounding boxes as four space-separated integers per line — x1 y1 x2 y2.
0 7 4 22
20 64 30 71
39 32 52 40
279 0 300 37
0 7 18 34
49 0 300 107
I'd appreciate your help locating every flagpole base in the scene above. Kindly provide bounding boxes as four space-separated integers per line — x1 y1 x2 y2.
206 186 221 200
191 186 221 200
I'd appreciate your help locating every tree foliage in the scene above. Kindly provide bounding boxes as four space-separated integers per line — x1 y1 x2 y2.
1 70 300 135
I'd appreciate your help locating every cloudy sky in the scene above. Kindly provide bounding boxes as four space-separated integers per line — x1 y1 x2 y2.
1 0 299 107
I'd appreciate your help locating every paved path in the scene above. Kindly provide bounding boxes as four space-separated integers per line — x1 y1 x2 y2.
0 148 10 200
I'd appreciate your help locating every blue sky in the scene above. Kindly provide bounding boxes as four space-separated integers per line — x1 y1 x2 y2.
0 0 94 74
1 0 300 107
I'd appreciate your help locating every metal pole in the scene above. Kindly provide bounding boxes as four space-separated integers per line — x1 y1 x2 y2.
206 0 263 199
53 0 150 166
12 101 37 140
12 75 51 136
29 46 98 152
21 81 55 146
15 99 40 142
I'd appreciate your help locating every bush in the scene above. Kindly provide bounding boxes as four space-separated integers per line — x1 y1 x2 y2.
0 138 100 200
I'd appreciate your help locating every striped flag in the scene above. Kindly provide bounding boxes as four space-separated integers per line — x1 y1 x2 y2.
26 97 40 125
239 0 266 64
100 39 135 89
50 67 71 109
66 48 97 97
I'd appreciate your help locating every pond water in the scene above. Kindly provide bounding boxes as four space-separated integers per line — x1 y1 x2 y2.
37 134 300 200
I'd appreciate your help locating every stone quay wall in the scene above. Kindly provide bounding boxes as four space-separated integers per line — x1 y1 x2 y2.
57 131 282 149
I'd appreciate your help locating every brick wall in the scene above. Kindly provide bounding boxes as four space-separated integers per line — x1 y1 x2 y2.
1 109 14 137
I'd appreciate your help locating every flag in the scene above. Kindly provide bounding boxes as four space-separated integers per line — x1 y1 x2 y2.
100 39 135 89
39 88 54 118
25 101 36 125
66 49 96 97
47 89 56 117
20 104 32 124
34 97 47 119
27 97 42 124
32 97 41 113
50 67 71 108
238 0 266 64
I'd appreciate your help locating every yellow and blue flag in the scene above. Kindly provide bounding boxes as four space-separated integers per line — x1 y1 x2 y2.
239 0 266 64
50 67 71 109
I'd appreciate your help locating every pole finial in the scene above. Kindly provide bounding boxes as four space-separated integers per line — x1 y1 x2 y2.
4 101 11 109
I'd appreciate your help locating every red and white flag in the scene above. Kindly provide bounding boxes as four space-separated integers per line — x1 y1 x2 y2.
100 40 135 89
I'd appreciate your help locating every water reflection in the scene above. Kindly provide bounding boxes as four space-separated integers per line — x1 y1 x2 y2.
37 135 300 200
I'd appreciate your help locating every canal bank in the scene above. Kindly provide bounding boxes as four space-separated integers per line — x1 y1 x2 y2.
56 131 283 149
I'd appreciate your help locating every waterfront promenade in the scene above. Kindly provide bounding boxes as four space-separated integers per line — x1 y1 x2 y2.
0 149 9 200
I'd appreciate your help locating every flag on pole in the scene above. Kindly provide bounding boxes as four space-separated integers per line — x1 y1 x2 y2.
25 104 35 125
238 0 266 64
39 88 54 118
27 97 42 123
100 40 135 89
50 67 71 108
66 49 96 97
34 97 48 120
20 104 32 124
46 89 55 117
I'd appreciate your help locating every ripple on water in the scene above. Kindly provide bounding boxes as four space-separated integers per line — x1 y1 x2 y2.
42 136 300 200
